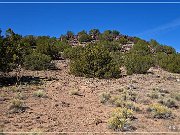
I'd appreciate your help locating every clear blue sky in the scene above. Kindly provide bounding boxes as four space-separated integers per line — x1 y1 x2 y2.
0 0 180 52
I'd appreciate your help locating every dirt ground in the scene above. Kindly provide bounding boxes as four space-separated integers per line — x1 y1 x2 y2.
0 60 180 134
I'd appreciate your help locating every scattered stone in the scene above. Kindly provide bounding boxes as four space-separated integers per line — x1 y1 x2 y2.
94 118 102 125
0 97 6 101
36 116 40 119
3 120 10 124
167 76 176 81
16 125 23 129
127 84 137 90
156 75 161 78
77 106 83 109
61 101 70 107
28 111 33 114
55 103 59 107
1 60 180 132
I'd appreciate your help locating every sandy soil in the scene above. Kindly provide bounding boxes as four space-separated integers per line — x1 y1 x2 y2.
0 60 180 134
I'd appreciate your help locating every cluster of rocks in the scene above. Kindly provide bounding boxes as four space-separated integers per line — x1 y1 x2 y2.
121 41 134 52
60 34 135 52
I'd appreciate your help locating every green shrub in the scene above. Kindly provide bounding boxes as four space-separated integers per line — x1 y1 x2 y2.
158 98 178 108
149 39 176 54
110 51 124 67
24 52 52 70
114 99 124 107
55 41 71 53
147 88 168 99
78 34 92 43
118 37 129 45
147 91 161 99
156 45 176 54
157 53 180 73
99 92 111 104
130 40 151 56
33 90 46 98
9 98 25 113
108 91 138 110
89 29 100 40
127 90 137 102
70 44 121 78
108 107 133 131
154 88 169 94
108 95 125 107
171 93 180 101
63 46 84 60
10 86 19 92
147 103 172 119
110 89 137 103
10 98 23 108
100 30 114 41
149 39 160 49
97 40 122 52
15 92 25 100
0 29 32 73
175 94 180 101
78 30 92 43
125 40 154 75
36 36 63 59
124 54 153 75
125 101 141 112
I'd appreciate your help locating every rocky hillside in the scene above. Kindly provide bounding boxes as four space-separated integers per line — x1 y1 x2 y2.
0 60 180 133
0 28 180 134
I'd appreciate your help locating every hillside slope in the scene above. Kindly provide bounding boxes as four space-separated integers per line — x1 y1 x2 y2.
0 60 180 133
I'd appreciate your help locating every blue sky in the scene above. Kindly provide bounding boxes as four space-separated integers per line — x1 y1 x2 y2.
0 1 180 52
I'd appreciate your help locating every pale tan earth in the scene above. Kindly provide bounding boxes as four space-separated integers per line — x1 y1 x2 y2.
0 60 180 134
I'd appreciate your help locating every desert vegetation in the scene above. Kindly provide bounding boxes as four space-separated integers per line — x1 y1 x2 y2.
1 28 179 78
0 28 180 133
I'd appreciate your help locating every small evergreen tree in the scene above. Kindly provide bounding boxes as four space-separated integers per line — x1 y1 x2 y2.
70 44 121 78
78 30 92 43
130 40 151 56
24 52 52 70
124 53 153 75
157 53 180 73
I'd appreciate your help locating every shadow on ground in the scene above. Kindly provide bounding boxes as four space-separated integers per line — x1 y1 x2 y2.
0 76 42 87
